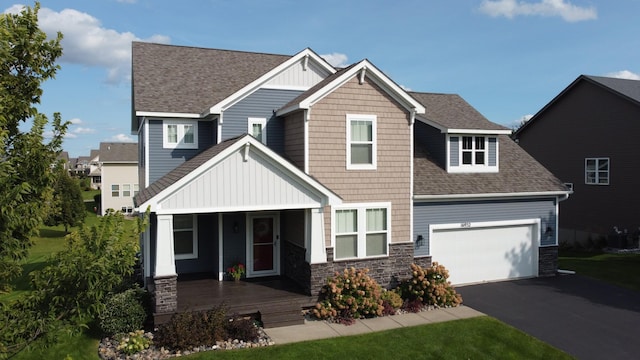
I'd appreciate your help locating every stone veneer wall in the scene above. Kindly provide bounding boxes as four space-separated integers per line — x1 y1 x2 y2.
283 241 311 294
309 243 417 296
153 275 177 314
538 246 558 277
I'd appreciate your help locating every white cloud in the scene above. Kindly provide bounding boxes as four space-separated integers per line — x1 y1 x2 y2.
605 70 640 81
73 127 96 134
321 53 349 68
478 0 597 22
510 114 533 129
107 134 136 142
5 4 170 84
68 117 82 124
400 84 413 91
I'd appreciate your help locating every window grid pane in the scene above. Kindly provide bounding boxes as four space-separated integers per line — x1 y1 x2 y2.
183 125 194 144
366 208 386 231
174 214 193 230
167 125 178 143
336 210 357 233
111 184 119 197
366 233 387 256
252 124 263 141
336 235 358 258
351 120 372 142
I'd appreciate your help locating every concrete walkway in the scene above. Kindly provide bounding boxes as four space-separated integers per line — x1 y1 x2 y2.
263 305 485 344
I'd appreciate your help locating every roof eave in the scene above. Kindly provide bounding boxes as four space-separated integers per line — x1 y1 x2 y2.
414 191 571 202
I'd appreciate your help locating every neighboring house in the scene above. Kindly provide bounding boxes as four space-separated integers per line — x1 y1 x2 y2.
99 142 139 216
514 75 640 245
87 149 102 189
132 43 569 321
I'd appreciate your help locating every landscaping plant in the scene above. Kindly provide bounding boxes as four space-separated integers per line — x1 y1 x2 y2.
398 263 462 308
154 305 228 351
98 287 149 336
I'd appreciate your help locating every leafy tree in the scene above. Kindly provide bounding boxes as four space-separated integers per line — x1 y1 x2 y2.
45 169 86 232
0 2 66 292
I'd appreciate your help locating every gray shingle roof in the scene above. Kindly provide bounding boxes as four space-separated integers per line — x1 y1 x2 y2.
410 92 509 131
585 75 640 103
99 142 138 163
134 135 245 206
132 42 292 115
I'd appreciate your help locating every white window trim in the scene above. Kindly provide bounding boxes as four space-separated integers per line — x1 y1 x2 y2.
174 214 198 260
447 134 498 173
585 157 610 185
122 184 131 197
248 117 267 144
163 119 198 149
460 136 487 167
332 202 391 260
346 114 377 170
111 184 119 197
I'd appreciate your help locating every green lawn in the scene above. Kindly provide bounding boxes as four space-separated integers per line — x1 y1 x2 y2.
184 317 571 360
559 250 640 291
81 189 101 202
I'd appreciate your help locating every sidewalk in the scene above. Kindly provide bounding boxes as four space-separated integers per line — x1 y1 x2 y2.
264 305 485 344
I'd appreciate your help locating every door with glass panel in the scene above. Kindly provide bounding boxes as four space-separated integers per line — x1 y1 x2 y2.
247 213 279 277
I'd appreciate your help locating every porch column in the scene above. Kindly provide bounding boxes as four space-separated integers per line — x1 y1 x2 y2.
154 214 177 314
307 207 327 264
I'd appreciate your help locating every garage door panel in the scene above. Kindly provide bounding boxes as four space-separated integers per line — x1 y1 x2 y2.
431 224 537 285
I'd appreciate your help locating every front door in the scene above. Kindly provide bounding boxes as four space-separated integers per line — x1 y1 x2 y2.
247 213 279 277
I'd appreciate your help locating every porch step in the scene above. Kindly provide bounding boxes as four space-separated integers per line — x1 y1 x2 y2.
260 306 304 328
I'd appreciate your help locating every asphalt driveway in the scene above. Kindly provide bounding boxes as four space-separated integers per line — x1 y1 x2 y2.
457 274 640 359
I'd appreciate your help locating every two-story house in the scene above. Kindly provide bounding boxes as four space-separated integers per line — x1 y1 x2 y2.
132 43 569 325
99 142 139 215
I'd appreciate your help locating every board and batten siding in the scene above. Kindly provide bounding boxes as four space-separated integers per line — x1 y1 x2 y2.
147 119 215 184
265 59 331 89
283 111 305 170
308 76 413 247
222 88 303 155
413 198 558 257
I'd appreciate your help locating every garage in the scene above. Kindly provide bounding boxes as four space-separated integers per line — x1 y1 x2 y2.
429 219 540 285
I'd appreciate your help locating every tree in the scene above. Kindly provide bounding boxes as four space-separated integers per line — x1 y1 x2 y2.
45 169 86 232
0 2 66 292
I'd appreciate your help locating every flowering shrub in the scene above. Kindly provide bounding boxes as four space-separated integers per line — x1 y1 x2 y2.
312 267 384 323
380 289 403 315
398 263 462 307
117 330 152 355
227 263 245 281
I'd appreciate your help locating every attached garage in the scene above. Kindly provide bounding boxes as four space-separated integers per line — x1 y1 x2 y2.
429 219 540 285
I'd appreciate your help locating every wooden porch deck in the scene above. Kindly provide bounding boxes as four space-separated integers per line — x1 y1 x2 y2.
176 276 317 328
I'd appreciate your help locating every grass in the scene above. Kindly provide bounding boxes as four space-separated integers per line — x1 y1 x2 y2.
559 250 640 291
81 189 101 202
183 317 572 360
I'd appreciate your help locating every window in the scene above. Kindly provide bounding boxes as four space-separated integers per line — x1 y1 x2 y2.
346 114 377 170
111 184 119 197
585 158 609 185
123 184 131 197
163 120 198 149
134 184 139 196
334 204 389 260
173 214 198 260
248 117 267 144
461 136 486 165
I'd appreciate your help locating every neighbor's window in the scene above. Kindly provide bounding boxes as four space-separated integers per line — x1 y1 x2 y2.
133 184 139 196
462 136 486 165
173 214 198 260
346 114 377 170
585 158 609 185
334 204 389 260
248 117 267 144
111 184 119 197
123 184 131 197
163 120 198 149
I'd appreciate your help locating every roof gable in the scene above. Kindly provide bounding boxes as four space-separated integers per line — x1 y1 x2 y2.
99 142 138 163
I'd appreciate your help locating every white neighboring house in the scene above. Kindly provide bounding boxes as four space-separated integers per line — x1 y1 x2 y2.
88 149 102 189
100 142 139 215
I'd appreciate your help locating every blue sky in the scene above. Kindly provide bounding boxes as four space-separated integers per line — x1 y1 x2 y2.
5 0 640 158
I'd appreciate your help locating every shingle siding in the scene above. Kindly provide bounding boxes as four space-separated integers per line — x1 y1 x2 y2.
413 198 558 256
308 76 412 246
283 111 305 170
222 88 303 155
415 121 446 166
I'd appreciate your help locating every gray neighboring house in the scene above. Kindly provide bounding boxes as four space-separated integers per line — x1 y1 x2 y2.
131 42 570 324
515 75 640 246
99 142 139 215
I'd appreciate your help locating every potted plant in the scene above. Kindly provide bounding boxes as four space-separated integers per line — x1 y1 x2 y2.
227 263 245 282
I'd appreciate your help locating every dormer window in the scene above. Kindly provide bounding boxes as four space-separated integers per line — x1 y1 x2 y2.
163 119 198 149
448 135 498 173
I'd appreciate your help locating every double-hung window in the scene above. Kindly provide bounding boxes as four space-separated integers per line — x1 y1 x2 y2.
122 184 131 197
585 158 609 185
163 120 198 149
346 114 377 170
111 184 119 197
248 117 267 144
173 214 198 260
461 136 486 165
334 204 389 260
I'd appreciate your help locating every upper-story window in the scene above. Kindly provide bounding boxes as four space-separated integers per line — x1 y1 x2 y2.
448 135 498 173
585 157 609 185
346 114 377 170
248 117 267 144
163 120 198 149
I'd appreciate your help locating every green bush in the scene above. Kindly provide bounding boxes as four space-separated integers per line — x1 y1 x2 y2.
117 330 151 355
398 263 462 307
312 267 384 322
99 288 148 336
154 305 227 351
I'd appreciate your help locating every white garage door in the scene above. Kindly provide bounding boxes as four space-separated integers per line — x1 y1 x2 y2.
430 220 539 285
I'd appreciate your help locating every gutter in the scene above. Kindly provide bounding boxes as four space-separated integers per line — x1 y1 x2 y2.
414 190 572 202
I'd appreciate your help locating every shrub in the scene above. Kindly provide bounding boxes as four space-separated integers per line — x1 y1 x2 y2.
398 263 462 307
403 298 425 313
380 289 403 315
117 330 151 355
99 287 148 336
154 305 227 351
312 267 384 322
225 314 259 341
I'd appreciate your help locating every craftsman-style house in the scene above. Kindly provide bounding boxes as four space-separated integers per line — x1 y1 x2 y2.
132 43 569 324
